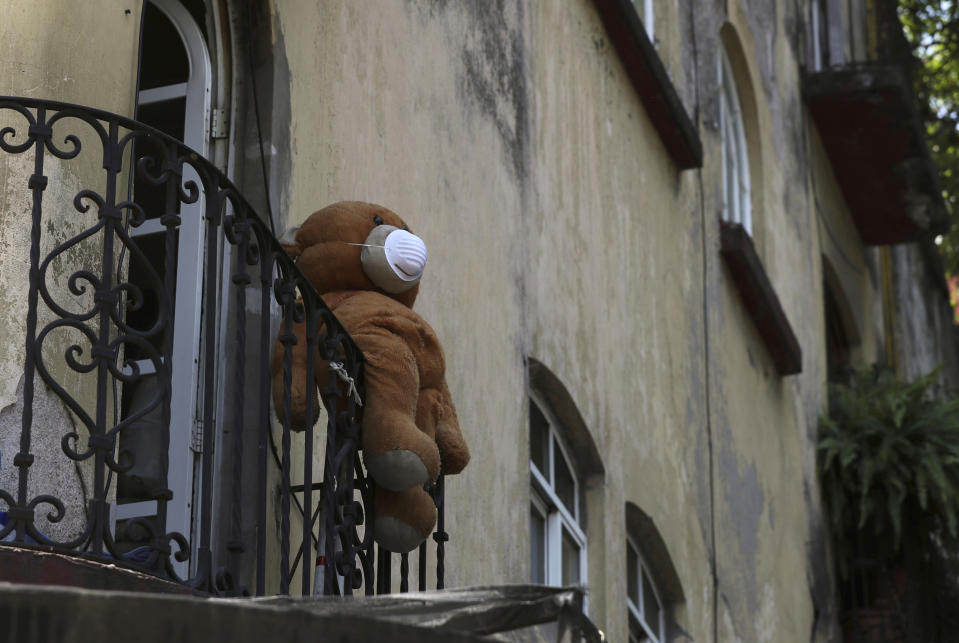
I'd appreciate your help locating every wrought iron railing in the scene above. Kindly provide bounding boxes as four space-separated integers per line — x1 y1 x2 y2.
0 96 445 597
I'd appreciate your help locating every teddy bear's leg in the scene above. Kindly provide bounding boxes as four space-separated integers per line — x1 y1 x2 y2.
270 320 319 430
373 483 437 553
357 331 441 491
417 385 470 475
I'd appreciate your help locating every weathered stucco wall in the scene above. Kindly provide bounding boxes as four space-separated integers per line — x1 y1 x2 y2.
526 1 709 640
263 0 860 640
892 242 959 389
2 1 956 641
271 0 531 592
0 0 141 409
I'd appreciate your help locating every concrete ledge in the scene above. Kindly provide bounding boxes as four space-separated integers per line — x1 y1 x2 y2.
0 545 199 596
0 582 488 643
590 0 703 170
720 221 802 376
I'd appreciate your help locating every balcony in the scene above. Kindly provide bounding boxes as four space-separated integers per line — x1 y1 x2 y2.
0 96 446 599
802 7 948 245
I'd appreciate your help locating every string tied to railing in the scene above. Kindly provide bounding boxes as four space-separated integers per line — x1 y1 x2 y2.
329 360 363 407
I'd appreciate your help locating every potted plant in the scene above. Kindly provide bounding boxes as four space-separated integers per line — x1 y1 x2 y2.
817 366 959 642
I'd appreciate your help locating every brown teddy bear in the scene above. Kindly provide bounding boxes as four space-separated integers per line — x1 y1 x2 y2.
270 201 469 553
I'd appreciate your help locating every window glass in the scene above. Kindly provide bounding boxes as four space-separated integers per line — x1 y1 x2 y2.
630 0 654 39
627 535 665 643
530 400 549 476
529 393 587 590
138 98 188 141
530 503 546 584
644 0 654 40
553 437 577 518
627 542 639 605
629 614 650 643
643 568 662 637
561 527 581 585
719 47 751 235
139 3 189 90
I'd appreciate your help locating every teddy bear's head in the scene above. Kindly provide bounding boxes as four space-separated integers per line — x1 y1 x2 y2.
283 201 427 308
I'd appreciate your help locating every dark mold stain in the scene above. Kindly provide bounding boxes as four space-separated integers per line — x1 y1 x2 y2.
457 0 531 184
716 415 766 624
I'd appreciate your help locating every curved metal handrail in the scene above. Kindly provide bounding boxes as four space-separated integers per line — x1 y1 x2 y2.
0 96 381 596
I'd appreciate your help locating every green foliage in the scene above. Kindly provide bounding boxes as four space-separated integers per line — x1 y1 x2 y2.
817 366 959 575
899 1 959 272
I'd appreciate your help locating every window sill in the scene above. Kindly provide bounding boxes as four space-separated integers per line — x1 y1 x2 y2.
590 0 702 170
719 221 802 376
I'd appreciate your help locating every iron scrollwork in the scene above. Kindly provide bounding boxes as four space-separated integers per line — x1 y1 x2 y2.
0 96 446 598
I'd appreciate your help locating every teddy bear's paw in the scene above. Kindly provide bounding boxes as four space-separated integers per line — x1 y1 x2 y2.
365 449 431 492
373 485 437 553
375 515 430 554
436 420 470 476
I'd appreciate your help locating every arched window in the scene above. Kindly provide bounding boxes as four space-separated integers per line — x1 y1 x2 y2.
527 359 604 593
627 536 665 642
529 393 587 586
719 45 751 235
625 502 686 643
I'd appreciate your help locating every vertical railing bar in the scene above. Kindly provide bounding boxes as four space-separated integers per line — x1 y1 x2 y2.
281 368 293 593
377 546 390 594
155 136 179 575
322 355 338 596
355 451 372 596
418 541 427 591
300 295 317 596
323 326 349 596
90 118 123 556
435 475 446 590
400 553 409 593
226 205 250 593
339 349 372 597
196 165 220 590
277 276 297 594
15 106 48 544
255 243 274 596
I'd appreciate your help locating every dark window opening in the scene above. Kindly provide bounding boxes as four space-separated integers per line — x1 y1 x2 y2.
824 280 851 379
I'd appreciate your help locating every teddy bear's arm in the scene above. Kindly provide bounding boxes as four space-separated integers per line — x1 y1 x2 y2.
270 319 322 430
417 384 469 475
353 325 442 491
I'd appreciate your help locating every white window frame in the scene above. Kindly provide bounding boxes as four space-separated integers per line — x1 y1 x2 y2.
118 0 211 579
529 394 588 589
643 0 654 41
718 47 752 236
631 0 654 41
809 0 829 71
627 536 666 643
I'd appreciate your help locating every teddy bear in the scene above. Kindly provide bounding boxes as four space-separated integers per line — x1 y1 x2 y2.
270 201 469 554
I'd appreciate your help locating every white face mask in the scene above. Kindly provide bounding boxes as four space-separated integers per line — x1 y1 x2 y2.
360 225 428 293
